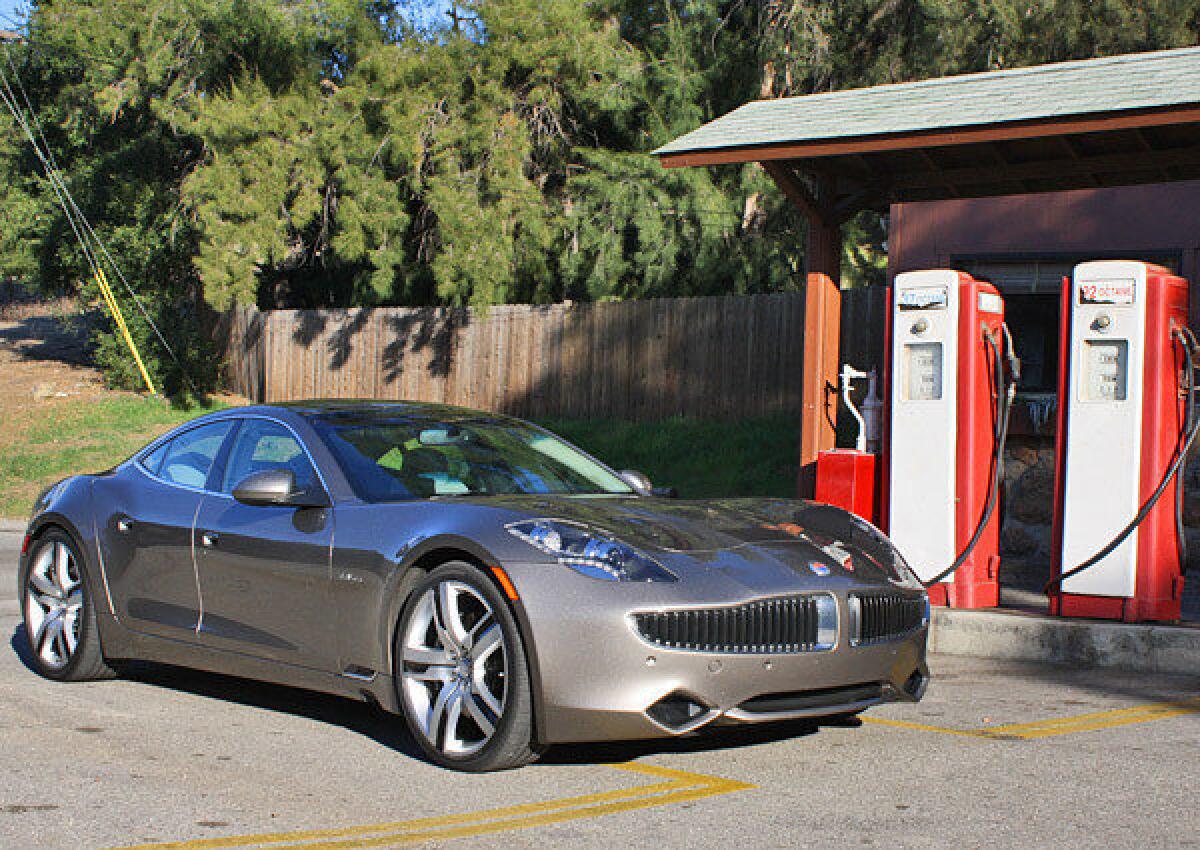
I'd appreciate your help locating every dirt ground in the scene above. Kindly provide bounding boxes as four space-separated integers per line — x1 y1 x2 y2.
0 301 110 426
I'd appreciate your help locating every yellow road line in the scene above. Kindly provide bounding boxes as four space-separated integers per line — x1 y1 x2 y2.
864 696 1200 741
859 716 988 738
980 697 1200 739
110 762 753 850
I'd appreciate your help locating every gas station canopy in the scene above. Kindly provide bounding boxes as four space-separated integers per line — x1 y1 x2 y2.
654 46 1200 495
655 47 1200 207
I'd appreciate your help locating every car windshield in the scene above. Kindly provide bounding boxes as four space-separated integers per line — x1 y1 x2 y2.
310 415 634 502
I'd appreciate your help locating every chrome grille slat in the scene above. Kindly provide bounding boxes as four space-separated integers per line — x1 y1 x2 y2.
633 595 833 654
851 592 925 645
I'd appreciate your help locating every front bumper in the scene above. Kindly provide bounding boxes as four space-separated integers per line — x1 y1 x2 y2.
502 562 929 744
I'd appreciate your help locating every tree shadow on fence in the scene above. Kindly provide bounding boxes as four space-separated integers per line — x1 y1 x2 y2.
225 293 810 421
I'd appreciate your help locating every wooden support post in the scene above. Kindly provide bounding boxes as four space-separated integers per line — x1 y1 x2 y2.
799 213 842 497
762 163 844 497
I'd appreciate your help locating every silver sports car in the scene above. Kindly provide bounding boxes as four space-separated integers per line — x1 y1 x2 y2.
19 401 928 771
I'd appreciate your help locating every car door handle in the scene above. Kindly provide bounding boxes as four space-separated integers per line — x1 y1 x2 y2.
199 532 219 548
116 516 134 534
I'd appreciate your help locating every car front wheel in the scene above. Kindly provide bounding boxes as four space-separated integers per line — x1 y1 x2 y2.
395 561 538 771
20 529 115 681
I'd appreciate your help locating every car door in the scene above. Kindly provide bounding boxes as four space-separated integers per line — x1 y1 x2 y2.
193 417 337 670
93 420 234 640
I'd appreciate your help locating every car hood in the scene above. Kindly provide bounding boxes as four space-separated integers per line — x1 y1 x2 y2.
441 494 913 587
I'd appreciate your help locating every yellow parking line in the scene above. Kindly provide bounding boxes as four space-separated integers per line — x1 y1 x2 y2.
110 763 753 850
859 716 988 738
980 697 1200 739
864 696 1200 741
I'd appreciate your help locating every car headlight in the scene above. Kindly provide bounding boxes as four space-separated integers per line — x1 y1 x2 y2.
506 520 677 583
846 514 924 590
892 554 924 591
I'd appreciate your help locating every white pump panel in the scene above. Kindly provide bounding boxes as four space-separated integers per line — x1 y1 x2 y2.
1060 261 1147 597
889 271 960 583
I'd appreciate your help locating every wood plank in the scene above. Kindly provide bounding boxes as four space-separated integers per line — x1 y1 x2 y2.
223 293 828 421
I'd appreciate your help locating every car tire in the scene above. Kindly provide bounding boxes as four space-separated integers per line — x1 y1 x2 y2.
19 529 116 682
394 561 539 771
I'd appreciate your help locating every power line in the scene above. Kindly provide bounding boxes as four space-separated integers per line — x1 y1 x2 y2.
0 42 193 393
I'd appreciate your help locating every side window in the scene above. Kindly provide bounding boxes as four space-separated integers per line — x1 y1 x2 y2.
158 421 234 489
221 419 318 494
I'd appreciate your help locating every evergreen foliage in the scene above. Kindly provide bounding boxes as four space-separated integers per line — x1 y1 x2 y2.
0 1 1197 393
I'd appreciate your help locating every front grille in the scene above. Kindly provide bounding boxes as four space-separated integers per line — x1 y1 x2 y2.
632 594 835 653
850 593 926 645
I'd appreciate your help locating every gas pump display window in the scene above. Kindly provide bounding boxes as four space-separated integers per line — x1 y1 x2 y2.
1082 339 1128 402
903 342 943 401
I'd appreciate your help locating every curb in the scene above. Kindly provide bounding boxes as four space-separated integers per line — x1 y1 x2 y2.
930 607 1200 677
0 519 26 533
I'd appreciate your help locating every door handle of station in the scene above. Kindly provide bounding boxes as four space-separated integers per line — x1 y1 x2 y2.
199 531 219 549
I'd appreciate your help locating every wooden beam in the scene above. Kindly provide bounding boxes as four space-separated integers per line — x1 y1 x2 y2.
657 105 1200 168
760 162 844 497
797 177 842 498
879 144 1200 192
1057 136 1100 187
914 149 959 197
762 161 829 225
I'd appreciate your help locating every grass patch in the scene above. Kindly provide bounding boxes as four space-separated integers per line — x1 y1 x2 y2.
0 394 229 519
538 416 799 499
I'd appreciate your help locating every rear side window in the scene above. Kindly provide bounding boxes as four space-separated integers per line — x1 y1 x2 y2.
156 421 234 489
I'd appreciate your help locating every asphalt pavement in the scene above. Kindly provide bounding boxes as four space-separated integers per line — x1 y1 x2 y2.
2 529 1199 850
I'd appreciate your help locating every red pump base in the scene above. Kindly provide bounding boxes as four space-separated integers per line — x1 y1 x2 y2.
925 566 1000 609
815 449 878 523
1049 585 1185 623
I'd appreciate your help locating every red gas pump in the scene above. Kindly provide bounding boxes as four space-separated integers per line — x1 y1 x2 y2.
1048 260 1198 622
880 270 1016 609
816 271 1017 606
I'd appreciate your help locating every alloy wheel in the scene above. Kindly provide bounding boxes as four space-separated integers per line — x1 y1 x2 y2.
400 579 508 757
25 540 83 671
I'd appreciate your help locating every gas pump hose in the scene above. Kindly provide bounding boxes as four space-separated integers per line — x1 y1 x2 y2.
921 325 1018 589
1044 326 1200 592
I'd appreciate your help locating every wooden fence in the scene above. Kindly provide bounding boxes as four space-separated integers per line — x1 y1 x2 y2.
216 292 828 420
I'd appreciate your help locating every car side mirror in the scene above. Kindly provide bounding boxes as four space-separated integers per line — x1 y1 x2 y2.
232 469 328 508
619 469 677 499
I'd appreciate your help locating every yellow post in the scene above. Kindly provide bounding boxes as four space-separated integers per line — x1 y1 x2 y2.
93 268 156 396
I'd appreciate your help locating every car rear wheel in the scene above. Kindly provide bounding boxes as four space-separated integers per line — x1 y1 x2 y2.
20 529 115 681
395 561 538 771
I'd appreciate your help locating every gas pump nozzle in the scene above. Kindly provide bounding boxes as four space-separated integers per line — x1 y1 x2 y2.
839 364 870 452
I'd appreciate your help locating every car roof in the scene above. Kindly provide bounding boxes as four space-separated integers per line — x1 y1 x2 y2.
231 399 521 426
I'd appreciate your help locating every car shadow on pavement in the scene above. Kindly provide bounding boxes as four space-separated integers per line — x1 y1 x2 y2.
11 623 855 769
542 717 845 766
10 623 35 669
9 623 425 761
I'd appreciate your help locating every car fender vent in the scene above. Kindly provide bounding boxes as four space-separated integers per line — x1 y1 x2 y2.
645 692 717 733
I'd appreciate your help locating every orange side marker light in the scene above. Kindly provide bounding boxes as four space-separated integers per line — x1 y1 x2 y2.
490 565 520 601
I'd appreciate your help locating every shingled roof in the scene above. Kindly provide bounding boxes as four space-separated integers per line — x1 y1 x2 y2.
655 47 1200 158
